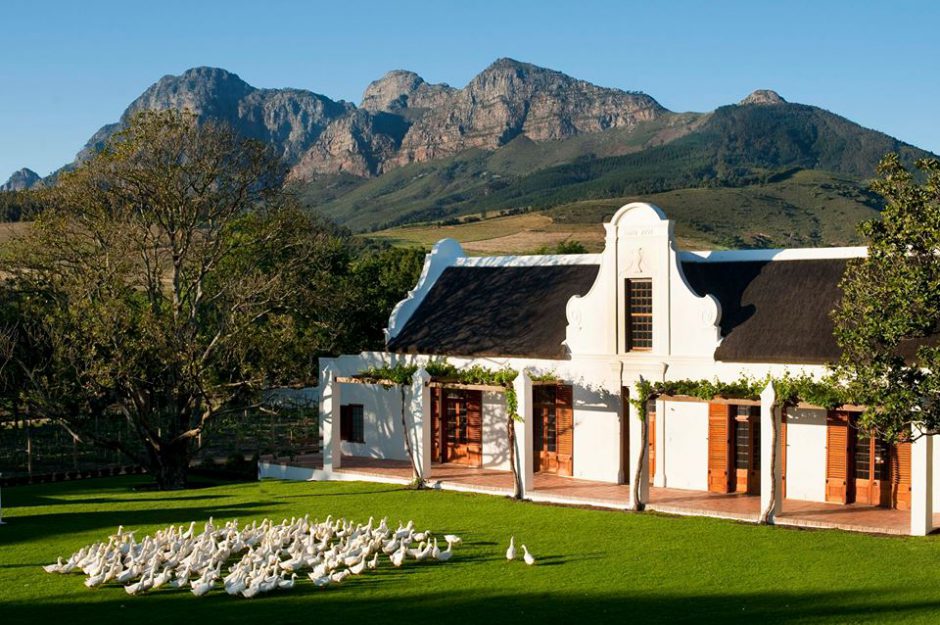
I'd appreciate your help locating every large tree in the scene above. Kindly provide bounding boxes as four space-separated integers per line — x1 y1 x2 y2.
3 110 346 488
833 154 940 442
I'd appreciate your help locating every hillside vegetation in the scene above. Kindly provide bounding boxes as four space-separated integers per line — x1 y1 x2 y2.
368 170 882 253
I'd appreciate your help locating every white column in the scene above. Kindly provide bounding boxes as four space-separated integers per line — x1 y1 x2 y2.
320 362 341 472
910 426 933 536
653 397 667 488
760 382 783 522
512 369 534 497
628 384 649 510
410 368 432 481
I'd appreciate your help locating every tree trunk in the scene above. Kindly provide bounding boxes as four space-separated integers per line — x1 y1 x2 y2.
759 402 779 524
149 440 191 490
630 402 649 511
508 414 522 499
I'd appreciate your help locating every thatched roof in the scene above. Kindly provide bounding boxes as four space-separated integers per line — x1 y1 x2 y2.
681 258 848 364
386 264 598 359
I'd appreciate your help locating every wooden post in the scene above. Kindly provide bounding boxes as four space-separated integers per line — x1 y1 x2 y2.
410 368 432 481
628 383 649 510
760 382 783 523
512 369 534 498
320 362 342 472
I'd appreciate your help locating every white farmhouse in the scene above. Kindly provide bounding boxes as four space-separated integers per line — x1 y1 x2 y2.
263 203 939 536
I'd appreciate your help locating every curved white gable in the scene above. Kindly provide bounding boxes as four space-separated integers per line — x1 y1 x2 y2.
565 202 721 359
384 238 465 342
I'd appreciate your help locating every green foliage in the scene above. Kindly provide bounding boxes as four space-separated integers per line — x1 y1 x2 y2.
356 363 420 387
0 110 350 488
631 372 846 417
335 245 425 353
0 189 43 222
833 154 940 442
358 359 536 420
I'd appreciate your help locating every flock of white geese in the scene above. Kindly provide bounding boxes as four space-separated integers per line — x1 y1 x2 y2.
42 516 471 598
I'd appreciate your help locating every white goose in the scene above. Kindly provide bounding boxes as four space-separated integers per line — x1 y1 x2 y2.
506 536 516 561
521 545 536 566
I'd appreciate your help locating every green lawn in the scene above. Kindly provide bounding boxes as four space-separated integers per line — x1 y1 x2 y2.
2 477 939 624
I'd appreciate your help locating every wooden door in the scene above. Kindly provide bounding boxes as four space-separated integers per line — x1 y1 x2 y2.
441 390 482 467
852 434 890 506
533 385 573 477
825 411 850 503
708 403 733 493
732 406 761 495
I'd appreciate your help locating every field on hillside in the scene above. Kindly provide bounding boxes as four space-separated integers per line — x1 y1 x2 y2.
4 477 940 625
0 220 29 244
368 171 879 253
367 213 607 254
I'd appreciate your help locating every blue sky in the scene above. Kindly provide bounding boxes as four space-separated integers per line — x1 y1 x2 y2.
1 0 937 180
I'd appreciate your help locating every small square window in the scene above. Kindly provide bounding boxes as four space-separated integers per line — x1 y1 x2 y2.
340 404 364 443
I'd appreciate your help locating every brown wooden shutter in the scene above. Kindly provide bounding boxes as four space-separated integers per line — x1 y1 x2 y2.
431 388 442 462
893 441 912 510
825 411 850 503
466 391 483 467
648 405 656 483
340 405 351 442
781 411 788 498
708 403 732 493
555 385 574 476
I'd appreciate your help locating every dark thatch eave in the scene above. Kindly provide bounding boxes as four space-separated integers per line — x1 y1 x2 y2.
681 258 849 365
386 264 599 360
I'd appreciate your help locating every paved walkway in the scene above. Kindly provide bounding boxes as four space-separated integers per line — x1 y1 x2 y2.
259 453 927 535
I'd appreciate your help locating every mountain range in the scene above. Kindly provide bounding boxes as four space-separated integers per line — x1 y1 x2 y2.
4 59 935 247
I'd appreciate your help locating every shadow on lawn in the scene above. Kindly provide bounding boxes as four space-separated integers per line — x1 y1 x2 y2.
1 503 275 549
2 586 938 625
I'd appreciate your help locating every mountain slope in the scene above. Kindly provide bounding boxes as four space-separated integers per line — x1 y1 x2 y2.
1 168 41 191
301 95 931 232
5 63 936 249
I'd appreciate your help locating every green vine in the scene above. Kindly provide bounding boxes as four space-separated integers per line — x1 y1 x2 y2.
358 359 560 423
631 372 848 416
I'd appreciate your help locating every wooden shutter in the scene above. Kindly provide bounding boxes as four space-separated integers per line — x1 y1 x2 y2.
893 441 912 510
466 391 483 467
825 411 850 503
708 403 732 493
431 388 442 462
648 404 656 483
781 411 788 498
555 385 574 476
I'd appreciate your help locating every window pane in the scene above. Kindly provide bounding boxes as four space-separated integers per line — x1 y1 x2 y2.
626 279 653 350
735 420 750 469
873 440 889 481
546 403 556 453
351 405 364 443
855 437 871 480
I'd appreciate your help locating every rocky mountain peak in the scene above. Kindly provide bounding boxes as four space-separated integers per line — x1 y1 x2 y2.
739 89 787 106
1 167 41 192
360 70 430 112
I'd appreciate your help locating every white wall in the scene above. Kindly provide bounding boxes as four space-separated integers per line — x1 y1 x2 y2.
337 382 408 461
481 391 511 470
662 400 709 491
572 383 622 483
932 437 940 508
783 407 827 503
